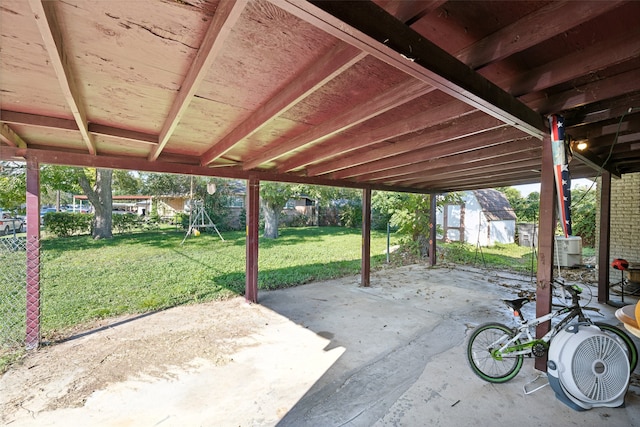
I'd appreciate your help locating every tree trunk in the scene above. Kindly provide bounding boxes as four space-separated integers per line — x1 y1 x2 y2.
78 168 113 239
262 201 279 239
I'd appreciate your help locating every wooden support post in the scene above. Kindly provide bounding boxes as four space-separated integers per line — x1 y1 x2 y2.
245 177 259 303
361 188 371 287
597 171 612 304
429 193 437 266
25 157 41 350
535 134 556 372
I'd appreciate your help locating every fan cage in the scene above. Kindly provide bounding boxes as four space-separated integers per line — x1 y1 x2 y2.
568 334 629 403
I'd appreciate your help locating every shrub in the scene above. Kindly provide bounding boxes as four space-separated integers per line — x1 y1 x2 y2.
174 212 190 230
44 212 92 237
112 213 142 234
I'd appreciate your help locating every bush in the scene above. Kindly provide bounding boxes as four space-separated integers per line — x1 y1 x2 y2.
112 213 142 234
44 212 92 237
339 200 362 228
174 212 190 230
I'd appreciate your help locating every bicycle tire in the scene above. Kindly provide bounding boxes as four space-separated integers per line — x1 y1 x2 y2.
467 322 524 383
594 322 638 372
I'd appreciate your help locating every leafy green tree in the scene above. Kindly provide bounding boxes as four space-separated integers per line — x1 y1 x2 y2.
372 191 460 257
372 191 407 230
0 162 26 211
570 185 596 246
141 173 193 196
113 170 142 195
295 184 362 227
498 186 539 223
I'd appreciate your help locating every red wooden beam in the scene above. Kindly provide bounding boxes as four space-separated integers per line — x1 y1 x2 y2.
278 0 545 138
279 100 476 173
361 188 371 287
356 138 539 182
245 177 260 303
201 42 366 166
0 145 424 196
149 0 248 161
530 68 640 115
317 115 511 178
598 171 612 304
25 156 41 350
456 1 626 70
535 134 556 372
244 78 434 170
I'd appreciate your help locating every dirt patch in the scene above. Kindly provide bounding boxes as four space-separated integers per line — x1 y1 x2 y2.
0 297 269 422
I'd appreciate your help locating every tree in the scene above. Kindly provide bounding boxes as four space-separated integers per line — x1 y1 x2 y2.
372 191 461 257
0 162 26 211
498 186 539 223
260 182 293 238
570 185 596 247
77 168 113 239
113 170 142 195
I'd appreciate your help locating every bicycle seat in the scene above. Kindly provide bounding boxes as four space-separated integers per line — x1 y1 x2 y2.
503 298 530 312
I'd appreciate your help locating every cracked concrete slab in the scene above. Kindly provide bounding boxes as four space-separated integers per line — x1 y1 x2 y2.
2 264 639 426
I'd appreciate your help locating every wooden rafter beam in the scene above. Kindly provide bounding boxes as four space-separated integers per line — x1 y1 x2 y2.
506 26 640 97
456 0 627 70
0 110 77 131
564 96 640 127
310 112 508 178
0 123 28 148
386 157 542 187
530 68 640 115
357 139 540 182
572 148 622 179
201 1 444 169
277 2 630 175
412 168 542 190
243 78 434 170
0 110 157 145
278 0 545 138
325 126 528 179
278 99 476 173
0 145 418 194
149 0 248 161
431 176 541 193
200 42 366 166
566 115 640 141
29 0 96 155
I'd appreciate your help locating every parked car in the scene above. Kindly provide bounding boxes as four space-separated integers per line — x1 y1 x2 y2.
0 211 24 235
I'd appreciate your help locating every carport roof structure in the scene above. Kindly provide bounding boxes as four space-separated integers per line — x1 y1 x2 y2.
1 0 640 191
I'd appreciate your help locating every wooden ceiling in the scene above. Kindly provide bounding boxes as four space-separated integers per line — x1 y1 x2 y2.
1 0 639 193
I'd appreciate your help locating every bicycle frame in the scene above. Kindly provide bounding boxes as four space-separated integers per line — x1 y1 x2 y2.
492 301 588 359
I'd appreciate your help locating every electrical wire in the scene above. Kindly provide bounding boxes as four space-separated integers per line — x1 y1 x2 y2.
570 107 635 207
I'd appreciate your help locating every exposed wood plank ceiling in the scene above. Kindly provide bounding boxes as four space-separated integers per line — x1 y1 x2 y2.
1 0 639 193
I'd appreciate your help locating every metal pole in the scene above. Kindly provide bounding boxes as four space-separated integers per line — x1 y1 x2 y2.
386 222 390 263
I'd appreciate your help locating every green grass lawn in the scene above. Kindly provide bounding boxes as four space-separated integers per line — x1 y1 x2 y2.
440 242 539 274
39 227 391 337
1 227 592 373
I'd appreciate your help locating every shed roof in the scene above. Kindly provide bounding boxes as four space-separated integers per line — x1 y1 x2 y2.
471 189 517 222
1 1 639 192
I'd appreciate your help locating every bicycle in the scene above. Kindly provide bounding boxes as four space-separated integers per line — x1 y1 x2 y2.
466 278 638 383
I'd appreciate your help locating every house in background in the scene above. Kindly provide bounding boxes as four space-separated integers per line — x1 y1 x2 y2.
436 189 517 247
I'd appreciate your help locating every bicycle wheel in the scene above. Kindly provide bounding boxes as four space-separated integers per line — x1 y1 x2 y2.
467 322 524 383
595 322 638 372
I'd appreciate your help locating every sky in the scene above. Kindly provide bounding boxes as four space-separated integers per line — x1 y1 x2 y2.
512 177 596 196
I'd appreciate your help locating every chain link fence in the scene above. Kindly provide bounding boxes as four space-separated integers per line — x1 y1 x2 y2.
0 236 33 354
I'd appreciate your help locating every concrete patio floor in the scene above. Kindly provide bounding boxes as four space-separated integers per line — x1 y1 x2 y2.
1 264 639 426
